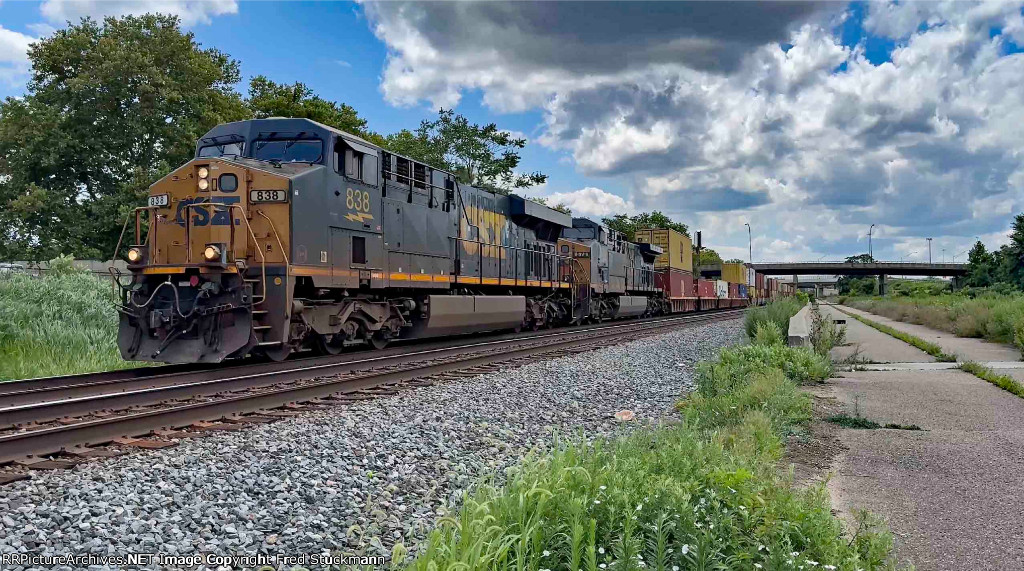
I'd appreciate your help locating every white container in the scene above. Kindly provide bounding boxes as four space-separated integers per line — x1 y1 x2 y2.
715 280 729 298
747 267 756 286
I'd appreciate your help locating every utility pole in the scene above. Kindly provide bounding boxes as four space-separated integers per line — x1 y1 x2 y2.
868 224 876 260
927 237 933 264
744 223 752 264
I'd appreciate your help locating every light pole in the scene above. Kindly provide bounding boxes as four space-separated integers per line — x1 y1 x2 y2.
744 223 752 264
868 224 876 260
942 248 946 263
927 238 933 264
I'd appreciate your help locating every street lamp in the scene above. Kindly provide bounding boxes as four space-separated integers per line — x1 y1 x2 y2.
744 223 752 264
942 248 946 263
868 224 876 260
927 238 933 264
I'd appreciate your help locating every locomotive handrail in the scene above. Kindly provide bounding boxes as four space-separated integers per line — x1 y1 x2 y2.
449 236 585 286
253 209 290 266
183 202 267 307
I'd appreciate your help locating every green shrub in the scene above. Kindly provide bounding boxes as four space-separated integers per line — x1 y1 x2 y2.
0 261 142 380
745 298 803 340
753 320 784 346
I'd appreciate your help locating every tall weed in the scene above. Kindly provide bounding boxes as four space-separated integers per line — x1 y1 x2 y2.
745 298 803 340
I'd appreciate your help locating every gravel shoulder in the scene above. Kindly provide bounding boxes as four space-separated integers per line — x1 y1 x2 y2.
0 319 744 570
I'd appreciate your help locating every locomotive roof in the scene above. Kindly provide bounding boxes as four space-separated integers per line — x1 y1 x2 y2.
198 117 459 178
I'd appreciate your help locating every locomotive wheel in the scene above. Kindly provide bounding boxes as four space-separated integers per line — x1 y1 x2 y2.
315 333 344 356
369 332 391 350
257 343 292 362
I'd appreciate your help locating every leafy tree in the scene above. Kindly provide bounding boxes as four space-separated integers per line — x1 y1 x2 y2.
837 253 877 294
694 247 722 268
247 75 370 136
723 258 746 264
0 15 249 260
391 109 546 193
965 240 995 287
601 212 689 241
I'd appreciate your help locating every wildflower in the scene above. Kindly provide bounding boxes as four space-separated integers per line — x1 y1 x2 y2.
807 560 818 566
681 544 690 555
635 504 643 511
599 485 607 490
824 566 836 570
637 554 643 560
542 551 550 557
695 522 703 528
672 567 679 571
758 545 764 551
594 500 601 504
791 552 799 557
598 547 605 555
599 565 607 569
754 565 762 569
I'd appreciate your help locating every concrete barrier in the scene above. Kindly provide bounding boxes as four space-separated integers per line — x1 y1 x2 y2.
788 303 812 347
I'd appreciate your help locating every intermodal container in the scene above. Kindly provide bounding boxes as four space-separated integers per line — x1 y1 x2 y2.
721 262 746 284
729 282 739 298
738 284 748 298
716 280 729 298
634 228 693 272
755 273 765 289
747 267 756 286
655 268 695 298
697 279 716 298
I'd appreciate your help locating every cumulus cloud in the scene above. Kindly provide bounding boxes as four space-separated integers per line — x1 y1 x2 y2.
40 0 238 26
367 0 1024 260
0 26 36 87
544 187 637 219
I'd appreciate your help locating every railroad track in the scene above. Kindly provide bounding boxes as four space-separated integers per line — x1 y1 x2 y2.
0 309 743 476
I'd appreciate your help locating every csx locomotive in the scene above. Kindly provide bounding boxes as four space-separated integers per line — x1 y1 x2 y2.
114 118 665 363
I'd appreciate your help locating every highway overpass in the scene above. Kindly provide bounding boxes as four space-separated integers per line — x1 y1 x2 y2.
749 261 966 295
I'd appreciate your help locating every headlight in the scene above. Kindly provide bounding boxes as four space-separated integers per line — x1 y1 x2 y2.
203 244 221 262
198 178 209 190
127 248 143 263
198 167 209 179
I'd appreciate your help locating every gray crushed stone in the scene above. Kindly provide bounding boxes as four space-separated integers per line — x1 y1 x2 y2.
0 319 744 569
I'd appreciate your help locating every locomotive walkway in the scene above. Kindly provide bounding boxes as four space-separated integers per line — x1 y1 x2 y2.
817 304 1024 570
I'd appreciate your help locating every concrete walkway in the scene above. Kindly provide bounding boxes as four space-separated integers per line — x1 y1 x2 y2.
821 306 1024 570
821 305 934 364
835 304 1021 362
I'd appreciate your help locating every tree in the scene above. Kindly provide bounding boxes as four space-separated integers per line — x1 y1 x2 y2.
837 253 878 294
965 240 995 287
723 258 746 264
694 248 722 268
392 109 546 193
601 211 689 241
0 15 249 260
247 76 370 136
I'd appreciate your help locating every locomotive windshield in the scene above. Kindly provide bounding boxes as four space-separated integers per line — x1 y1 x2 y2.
252 138 323 163
198 142 244 158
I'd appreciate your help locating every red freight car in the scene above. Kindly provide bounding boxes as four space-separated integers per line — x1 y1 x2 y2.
655 268 696 312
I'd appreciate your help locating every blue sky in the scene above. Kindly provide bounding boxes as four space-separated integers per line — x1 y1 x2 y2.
2 1 1024 263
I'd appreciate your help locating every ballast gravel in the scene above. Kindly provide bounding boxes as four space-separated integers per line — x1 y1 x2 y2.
0 319 744 570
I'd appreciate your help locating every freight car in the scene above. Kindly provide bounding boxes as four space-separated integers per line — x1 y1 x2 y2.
112 118 663 364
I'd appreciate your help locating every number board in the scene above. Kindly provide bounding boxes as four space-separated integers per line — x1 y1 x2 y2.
147 194 169 207
250 190 288 203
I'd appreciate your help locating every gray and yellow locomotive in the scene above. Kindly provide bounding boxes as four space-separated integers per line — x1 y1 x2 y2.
114 118 660 364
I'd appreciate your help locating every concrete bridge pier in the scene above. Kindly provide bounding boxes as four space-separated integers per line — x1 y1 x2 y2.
879 273 886 295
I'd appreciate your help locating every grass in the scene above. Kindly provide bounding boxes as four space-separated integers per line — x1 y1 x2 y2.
832 306 957 362
406 300 896 570
0 258 143 380
843 293 1024 356
744 297 803 340
959 361 1024 399
826 414 922 431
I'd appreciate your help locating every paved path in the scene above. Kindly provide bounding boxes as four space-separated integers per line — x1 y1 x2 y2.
822 306 1024 570
821 305 934 363
835 304 1021 362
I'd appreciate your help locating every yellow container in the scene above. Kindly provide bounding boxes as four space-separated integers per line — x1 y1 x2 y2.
634 228 693 272
721 262 747 284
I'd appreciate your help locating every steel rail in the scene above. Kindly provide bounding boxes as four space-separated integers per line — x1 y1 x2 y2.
0 309 743 464
0 309 742 406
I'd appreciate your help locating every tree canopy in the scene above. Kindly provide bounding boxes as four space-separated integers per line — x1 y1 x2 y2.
601 212 689 241
0 14 249 259
386 109 546 193
247 75 369 136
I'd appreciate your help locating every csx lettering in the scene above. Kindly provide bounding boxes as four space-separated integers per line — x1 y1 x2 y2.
175 196 240 227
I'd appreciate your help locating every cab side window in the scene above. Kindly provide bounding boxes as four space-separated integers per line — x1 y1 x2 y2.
334 139 379 187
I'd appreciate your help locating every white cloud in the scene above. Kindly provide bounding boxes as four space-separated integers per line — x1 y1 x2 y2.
40 0 238 26
543 187 636 219
0 25 36 86
367 1 1024 260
